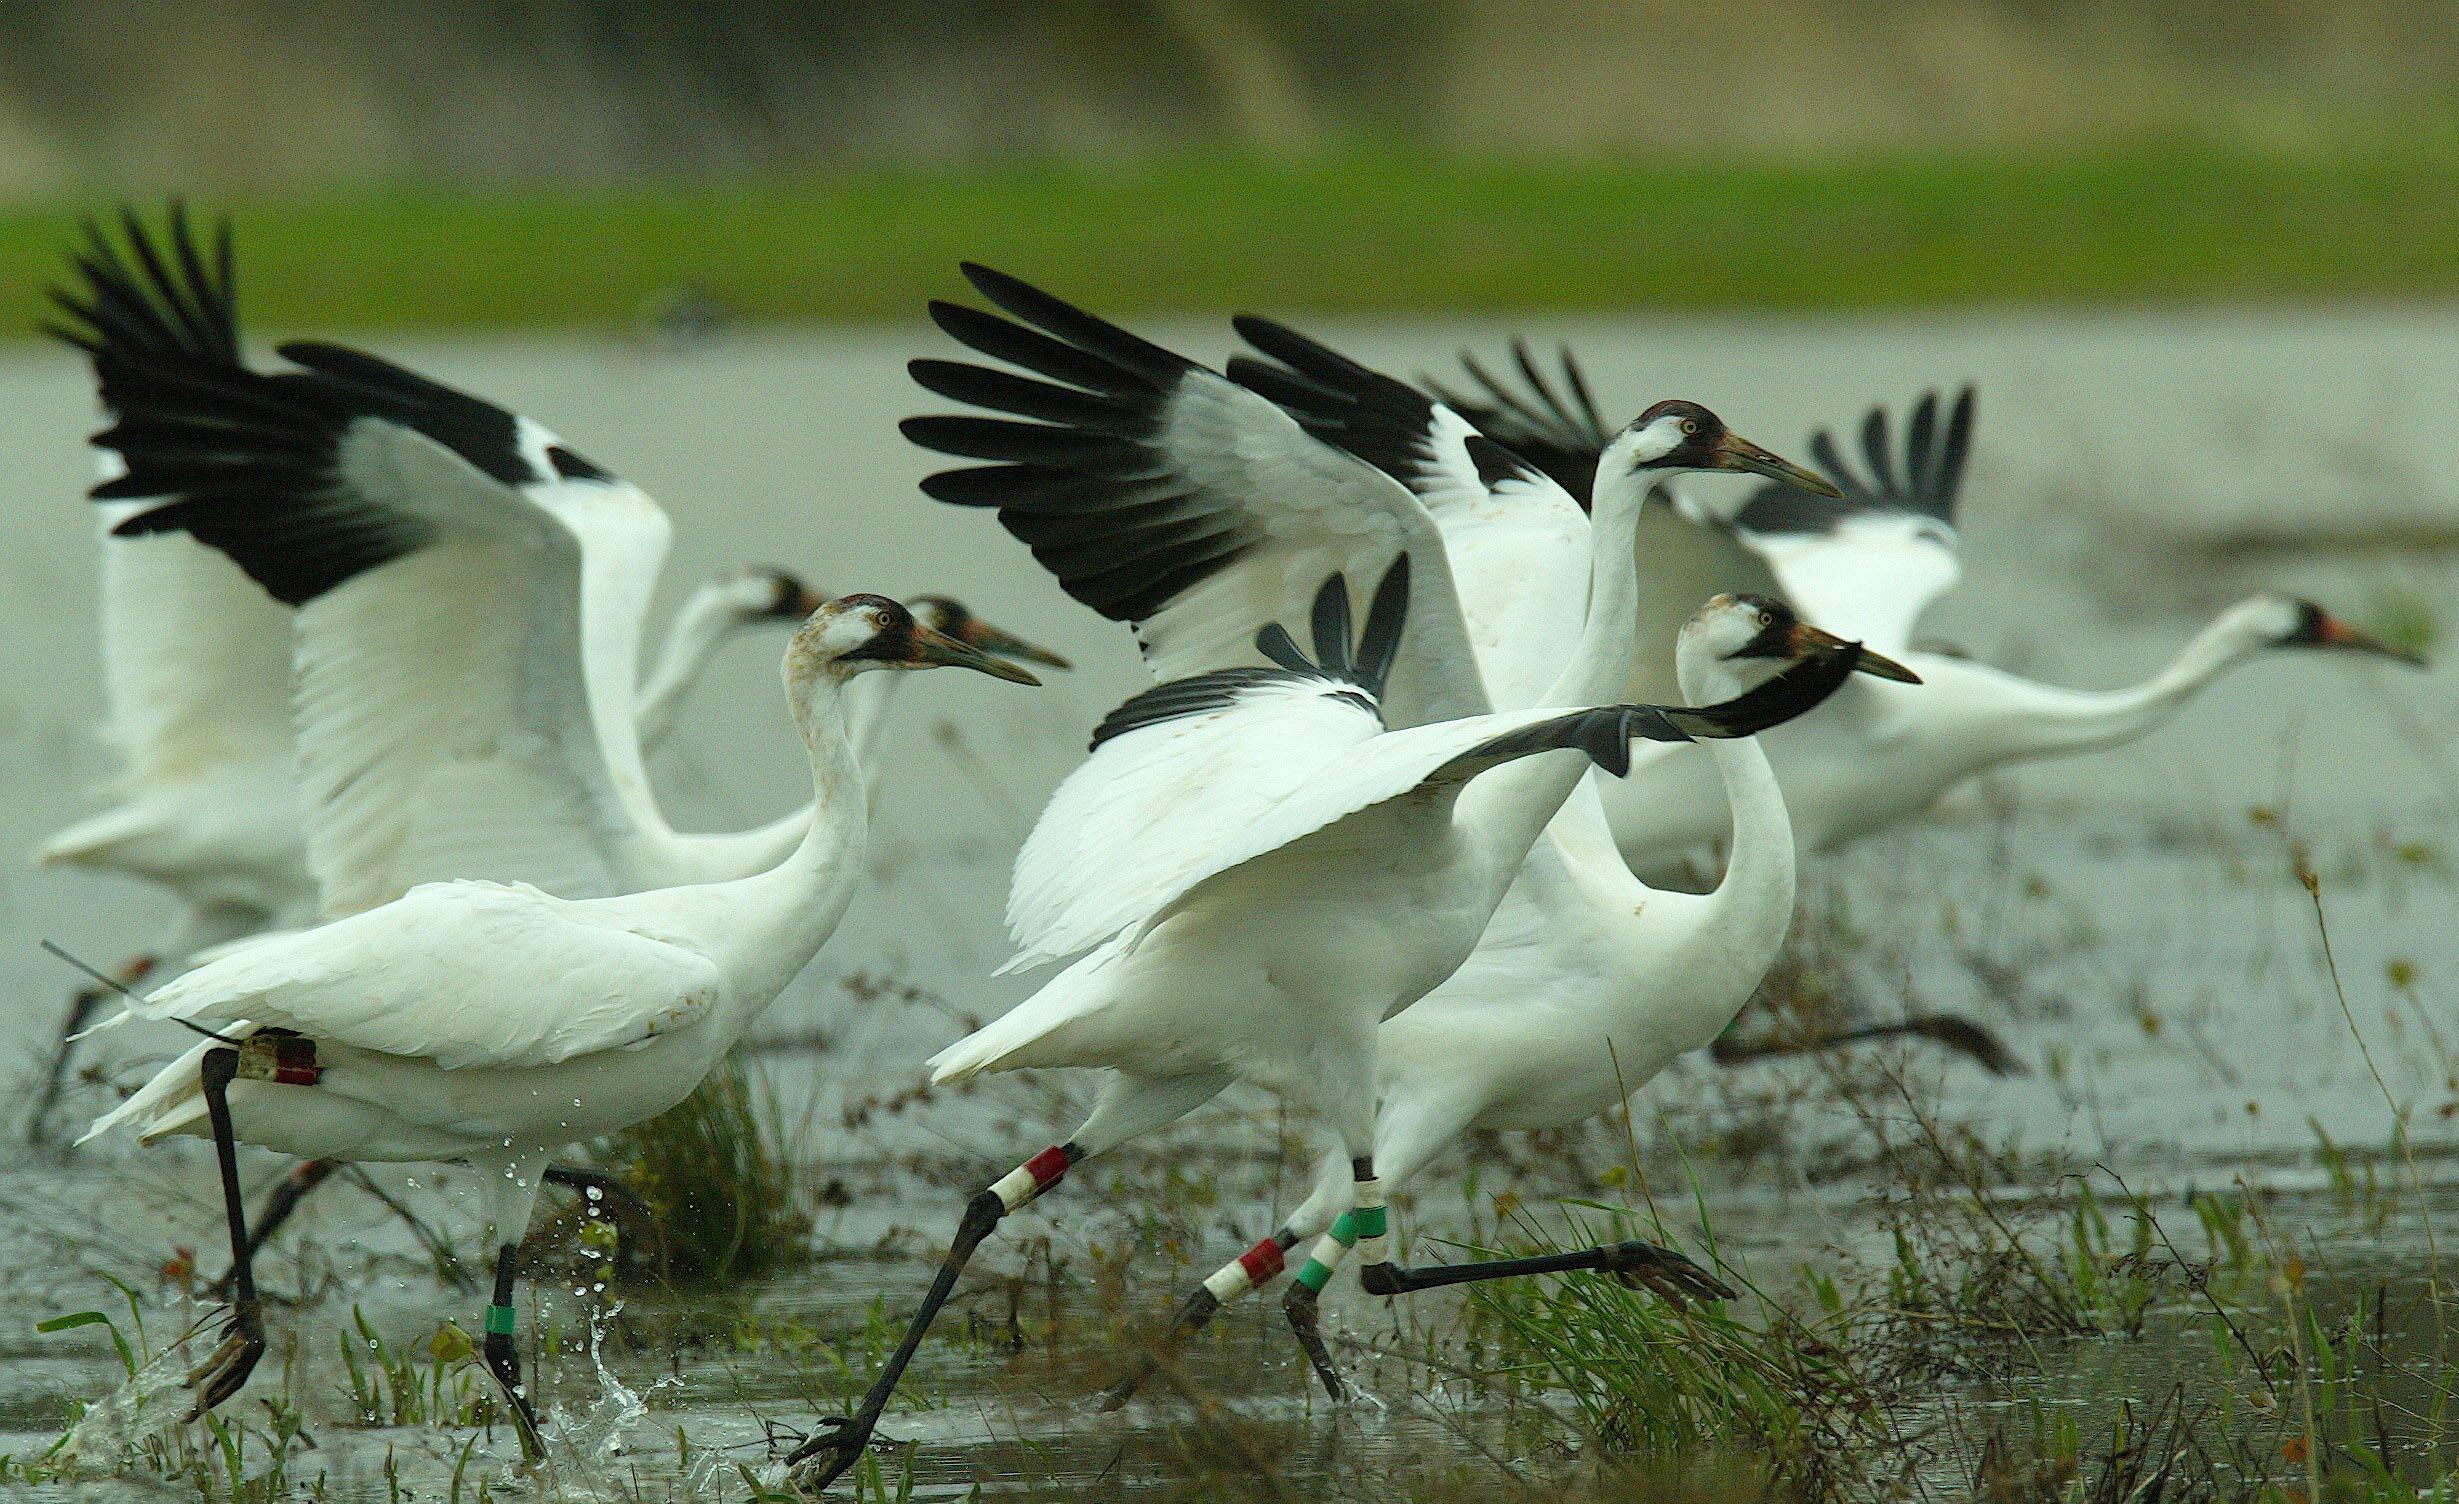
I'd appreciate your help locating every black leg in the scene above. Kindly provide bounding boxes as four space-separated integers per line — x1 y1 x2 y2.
1096 1230 1297 1411
480 1244 545 1463
207 1158 339 1296
1283 1277 1346 1401
783 1144 1078 1495
1357 1237 1734 1301
28 954 156 1145
1711 1011 2023 1075
184 1047 265 1419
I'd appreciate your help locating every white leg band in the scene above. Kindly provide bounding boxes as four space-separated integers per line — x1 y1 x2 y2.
1201 1261 1255 1302
1353 1177 1390 1264
989 1163 1041 1212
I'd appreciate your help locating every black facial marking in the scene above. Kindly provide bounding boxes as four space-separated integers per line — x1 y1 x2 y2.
1723 593 1799 660
908 594 969 633
833 594 919 662
1629 399 1728 470
2280 600 2331 646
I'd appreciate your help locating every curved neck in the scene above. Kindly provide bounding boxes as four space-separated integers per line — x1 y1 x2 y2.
702 669 870 1003
1696 734 1795 927
1537 474 1647 707
1980 617 2266 761
636 584 749 751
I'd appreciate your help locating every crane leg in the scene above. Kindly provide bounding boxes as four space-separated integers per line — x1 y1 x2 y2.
1711 1011 2022 1075
480 1244 545 1463
26 953 157 1144
782 1143 1080 1496
184 1046 265 1418
1096 1228 1298 1411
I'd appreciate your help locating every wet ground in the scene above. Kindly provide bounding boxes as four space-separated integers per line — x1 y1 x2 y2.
2 311 2457 1498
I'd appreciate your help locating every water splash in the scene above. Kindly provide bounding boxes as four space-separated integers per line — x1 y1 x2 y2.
43 1330 203 1477
501 1302 707 1500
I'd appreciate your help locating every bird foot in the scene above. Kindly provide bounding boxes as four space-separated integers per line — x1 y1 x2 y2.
1284 1295 1348 1403
782 1415 881 1495
1602 1241 1735 1304
183 1307 265 1419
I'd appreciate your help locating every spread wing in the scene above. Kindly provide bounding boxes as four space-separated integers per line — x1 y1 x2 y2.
1426 338 1616 504
46 211 296 786
102 882 725 1071
904 263 1490 729
1007 570 1863 972
62 210 676 915
1713 388 1973 656
1225 318 1592 711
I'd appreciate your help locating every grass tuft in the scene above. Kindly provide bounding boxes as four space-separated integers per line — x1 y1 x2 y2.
603 1056 811 1287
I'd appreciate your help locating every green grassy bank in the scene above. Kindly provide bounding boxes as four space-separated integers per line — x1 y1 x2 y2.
4 137 2458 335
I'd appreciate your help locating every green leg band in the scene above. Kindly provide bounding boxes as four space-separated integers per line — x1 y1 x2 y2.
485 1303 517 1337
1295 1213 1360 1292
1351 1204 1388 1240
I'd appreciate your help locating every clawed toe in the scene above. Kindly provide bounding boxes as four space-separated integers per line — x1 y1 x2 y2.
1605 1243 1735 1304
182 1325 265 1419
783 1416 875 1494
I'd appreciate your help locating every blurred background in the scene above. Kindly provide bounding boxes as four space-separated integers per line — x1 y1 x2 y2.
6 9 2459 1496
0 0 2456 327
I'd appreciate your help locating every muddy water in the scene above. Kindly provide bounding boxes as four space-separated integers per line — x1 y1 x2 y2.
2 312 2457 1497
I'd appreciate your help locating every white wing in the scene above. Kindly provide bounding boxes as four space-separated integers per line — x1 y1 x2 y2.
92 481 296 785
1699 390 1974 656
1006 673 1389 970
83 239 677 916
1002 647 1815 972
47 216 298 786
1226 318 1593 711
99 882 724 1071
903 264 1491 728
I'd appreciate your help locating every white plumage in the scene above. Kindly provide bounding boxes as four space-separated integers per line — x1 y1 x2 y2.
80 595 1037 1453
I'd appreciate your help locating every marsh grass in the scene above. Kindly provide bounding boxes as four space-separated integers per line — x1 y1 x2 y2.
604 1056 813 1287
1464 1206 1889 1500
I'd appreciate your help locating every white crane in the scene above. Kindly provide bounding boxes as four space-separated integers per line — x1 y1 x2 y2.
27 214 852 1139
636 581 1067 758
78 597 1038 1456
782 266 1886 1491
52 208 1065 1245
1089 322 1993 1407
1436 354 2424 868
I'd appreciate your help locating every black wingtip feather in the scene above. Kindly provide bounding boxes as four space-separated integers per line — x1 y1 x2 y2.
1737 385 1980 535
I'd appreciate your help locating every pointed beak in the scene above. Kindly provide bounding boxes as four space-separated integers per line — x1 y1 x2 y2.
1717 432 1842 499
953 615 1072 670
1792 621 1921 683
905 620 1043 684
2304 610 2427 668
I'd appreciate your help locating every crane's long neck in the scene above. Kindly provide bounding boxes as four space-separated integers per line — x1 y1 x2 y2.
1977 615 2265 763
1537 469 1649 708
1454 474 1657 886
1694 725 1796 942
698 669 870 1013
636 584 747 752
1456 474 1653 882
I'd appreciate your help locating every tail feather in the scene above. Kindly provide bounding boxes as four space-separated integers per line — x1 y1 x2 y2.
931 937 1127 1083
79 1036 218 1145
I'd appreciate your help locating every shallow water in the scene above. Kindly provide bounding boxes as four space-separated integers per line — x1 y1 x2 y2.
2 312 2458 1497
